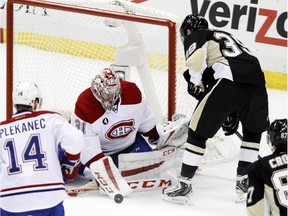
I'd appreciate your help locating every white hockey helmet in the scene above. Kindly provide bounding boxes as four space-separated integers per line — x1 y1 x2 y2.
13 81 42 109
91 68 121 111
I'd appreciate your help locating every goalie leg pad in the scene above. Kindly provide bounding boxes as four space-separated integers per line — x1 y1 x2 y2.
89 156 132 197
118 146 184 180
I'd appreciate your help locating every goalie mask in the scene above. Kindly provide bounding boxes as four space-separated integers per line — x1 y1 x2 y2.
91 68 121 111
13 81 43 109
267 119 287 151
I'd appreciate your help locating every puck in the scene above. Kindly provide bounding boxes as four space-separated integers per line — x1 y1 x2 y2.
114 194 124 203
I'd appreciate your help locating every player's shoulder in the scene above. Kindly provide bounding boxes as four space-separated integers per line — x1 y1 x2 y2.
77 87 95 101
74 87 105 123
185 29 213 49
193 28 213 37
0 110 60 125
210 29 230 42
266 151 287 166
120 80 142 105
248 153 277 173
33 110 59 116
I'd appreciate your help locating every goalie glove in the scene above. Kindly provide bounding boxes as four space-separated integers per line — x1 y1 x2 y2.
183 69 204 100
61 152 81 183
222 113 240 136
149 114 189 149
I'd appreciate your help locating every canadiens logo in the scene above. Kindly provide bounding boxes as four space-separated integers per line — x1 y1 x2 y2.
106 119 135 139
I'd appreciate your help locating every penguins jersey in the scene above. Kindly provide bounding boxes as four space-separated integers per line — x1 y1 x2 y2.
0 110 83 212
70 80 157 162
183 28 266 87
247 150 288 216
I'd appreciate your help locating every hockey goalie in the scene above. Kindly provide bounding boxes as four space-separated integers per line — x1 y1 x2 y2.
63 67 189 199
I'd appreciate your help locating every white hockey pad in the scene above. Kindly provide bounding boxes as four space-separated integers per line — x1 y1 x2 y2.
201 129 239 165
118 146 185 180
235 191 247 203
89 156 132 200
155 116 189 150
66 178 174 196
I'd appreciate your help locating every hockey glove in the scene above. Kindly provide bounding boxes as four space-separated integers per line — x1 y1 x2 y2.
222 113 240 136
61 152 81 183
183 69 204 100
187 82 204 100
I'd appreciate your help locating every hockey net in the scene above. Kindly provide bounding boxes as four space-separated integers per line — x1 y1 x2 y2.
6 0 189 122
5 0 239 164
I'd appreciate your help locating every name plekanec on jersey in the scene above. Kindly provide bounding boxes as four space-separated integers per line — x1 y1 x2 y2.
0 118 46 138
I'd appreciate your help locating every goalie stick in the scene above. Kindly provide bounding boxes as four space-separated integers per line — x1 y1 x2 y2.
66 178 173 197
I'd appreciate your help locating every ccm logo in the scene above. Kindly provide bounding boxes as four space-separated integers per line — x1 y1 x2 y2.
94 171 115 193
163 147 176 156
128 179 173 189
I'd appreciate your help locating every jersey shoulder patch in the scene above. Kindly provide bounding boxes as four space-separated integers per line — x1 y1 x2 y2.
120 81 142 105
75 88 105 124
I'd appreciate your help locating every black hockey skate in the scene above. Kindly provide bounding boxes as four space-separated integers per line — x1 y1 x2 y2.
162 176 193 205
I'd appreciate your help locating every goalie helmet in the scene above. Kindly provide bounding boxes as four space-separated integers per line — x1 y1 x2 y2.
13 81 42 109
91 68 121 111
179 14 208 41
267 119 287 151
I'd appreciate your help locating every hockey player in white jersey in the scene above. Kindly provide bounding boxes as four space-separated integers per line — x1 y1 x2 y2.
71 68 158 167
68 67 187 200
0 82 83 215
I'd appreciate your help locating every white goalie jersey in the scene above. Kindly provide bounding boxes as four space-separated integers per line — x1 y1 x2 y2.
70 80 158 165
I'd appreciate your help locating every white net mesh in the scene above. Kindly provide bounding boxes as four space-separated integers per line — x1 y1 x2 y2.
8 0 196 121
6 0 238 163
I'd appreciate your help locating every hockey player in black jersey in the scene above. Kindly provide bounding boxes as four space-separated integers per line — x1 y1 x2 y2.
247 119 287 216
162 14 269 205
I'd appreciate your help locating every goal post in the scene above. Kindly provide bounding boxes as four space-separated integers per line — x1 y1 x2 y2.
6 0 181 121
